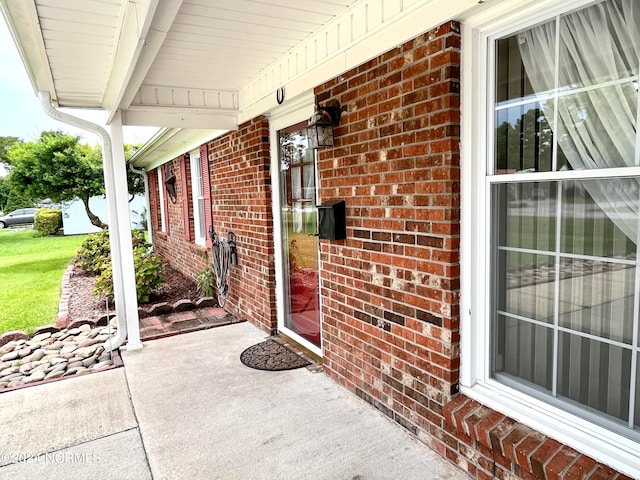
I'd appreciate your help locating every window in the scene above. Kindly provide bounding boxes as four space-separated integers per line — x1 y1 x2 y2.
190 149 205 246
158 167 166 233
463 0 640 474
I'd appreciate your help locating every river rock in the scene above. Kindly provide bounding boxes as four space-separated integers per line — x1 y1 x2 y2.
24 350 45 362
45 370 65 380
19 363 32 375
31 332 52 343
64 366 87 376
0 366 19 377
31 363 50 374
3 373 23 382
76 345 99 358
92 360 112 370
60 344 77 355
47 364 66 376
0 351 19 362
78 338 98 348
24 371 46 384
0 342 17 355
82 356 97 367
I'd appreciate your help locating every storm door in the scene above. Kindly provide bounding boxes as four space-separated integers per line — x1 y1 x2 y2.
277 121 321 350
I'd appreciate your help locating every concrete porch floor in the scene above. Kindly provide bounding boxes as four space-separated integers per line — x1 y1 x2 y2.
0 322 469 480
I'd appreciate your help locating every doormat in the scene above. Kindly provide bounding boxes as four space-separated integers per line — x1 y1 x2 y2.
240 339 311 371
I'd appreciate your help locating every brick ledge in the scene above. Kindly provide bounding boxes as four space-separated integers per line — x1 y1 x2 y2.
443 395 631 480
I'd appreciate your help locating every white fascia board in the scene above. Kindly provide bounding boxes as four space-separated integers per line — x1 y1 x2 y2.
104 0 185 122
238 0 483 120
121 107 239 130
129 127 182 164
0 0 56 102
132 129 226 171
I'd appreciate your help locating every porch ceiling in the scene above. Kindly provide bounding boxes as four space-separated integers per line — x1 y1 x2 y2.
0 0 358 129
1 0 484 130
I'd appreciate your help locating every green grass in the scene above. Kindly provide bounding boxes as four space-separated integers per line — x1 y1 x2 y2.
0 229 87 334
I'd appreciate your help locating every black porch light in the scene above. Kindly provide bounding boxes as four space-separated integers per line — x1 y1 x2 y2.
307 99 342 149
164 164 177 204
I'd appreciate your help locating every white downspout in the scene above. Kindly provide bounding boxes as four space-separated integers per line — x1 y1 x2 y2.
129 163 153 245
38 92 139 351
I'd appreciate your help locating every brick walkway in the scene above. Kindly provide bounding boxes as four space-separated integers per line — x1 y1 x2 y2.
138 307 244 341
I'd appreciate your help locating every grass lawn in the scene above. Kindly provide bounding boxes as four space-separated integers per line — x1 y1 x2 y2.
0 229 87 334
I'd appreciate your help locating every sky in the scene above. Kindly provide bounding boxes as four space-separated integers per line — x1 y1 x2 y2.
0 16 157 175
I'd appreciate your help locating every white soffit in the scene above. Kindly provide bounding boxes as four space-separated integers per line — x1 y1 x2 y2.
2 0 487 128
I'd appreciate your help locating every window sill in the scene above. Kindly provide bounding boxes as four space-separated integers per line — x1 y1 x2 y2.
449 384 639 479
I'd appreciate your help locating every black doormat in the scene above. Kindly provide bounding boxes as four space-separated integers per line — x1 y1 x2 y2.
240 339 311 371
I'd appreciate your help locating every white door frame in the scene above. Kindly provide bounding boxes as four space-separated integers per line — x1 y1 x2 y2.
269 91 323 357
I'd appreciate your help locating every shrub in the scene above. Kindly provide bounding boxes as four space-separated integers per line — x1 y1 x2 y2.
76 229 111 274
34 208 62 236
78 229 166 302
94 247 166 303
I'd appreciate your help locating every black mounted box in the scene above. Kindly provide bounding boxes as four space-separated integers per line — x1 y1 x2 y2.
318 200 346 240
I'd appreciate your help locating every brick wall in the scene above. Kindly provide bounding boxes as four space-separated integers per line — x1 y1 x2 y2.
313 21 628 480
206 116 277 334
150 117 277 335
316 19 462 442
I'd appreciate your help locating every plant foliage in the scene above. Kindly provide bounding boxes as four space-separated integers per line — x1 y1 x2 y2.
34 208 62 236
77 229 166 302
195 265 217 300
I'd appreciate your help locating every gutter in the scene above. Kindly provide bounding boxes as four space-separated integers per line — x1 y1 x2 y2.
38 92 128 351
129 162 153 245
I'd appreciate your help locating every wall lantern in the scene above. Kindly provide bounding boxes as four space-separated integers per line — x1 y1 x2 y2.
164 164 177 204
306 99 342 149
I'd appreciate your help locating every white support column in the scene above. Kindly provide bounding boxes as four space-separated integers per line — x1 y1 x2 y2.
109 111 143 350
37 92 138 351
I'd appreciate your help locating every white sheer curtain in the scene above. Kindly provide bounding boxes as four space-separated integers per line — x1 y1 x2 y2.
518 0 640 241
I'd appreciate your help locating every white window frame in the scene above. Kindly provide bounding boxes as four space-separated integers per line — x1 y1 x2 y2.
460 0 640 476
158 166 166 233
189 149 206 247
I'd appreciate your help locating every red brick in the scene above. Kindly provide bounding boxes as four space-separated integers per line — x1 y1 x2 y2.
563 455 597 480
530 438 562 479
515 431 547 471
502 424 535 463
544 446 581 480
474 410 506 449
587 464 618 480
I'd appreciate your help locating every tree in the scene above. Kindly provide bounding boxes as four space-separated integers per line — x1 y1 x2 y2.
0 177 9 212
3 185 34 213
0 136 20 168
6 131 144 229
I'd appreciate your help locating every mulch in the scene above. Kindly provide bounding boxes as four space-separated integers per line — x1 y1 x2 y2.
67 262 201 324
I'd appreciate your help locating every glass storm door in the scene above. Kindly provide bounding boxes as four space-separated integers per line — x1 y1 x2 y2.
278 122 321 348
